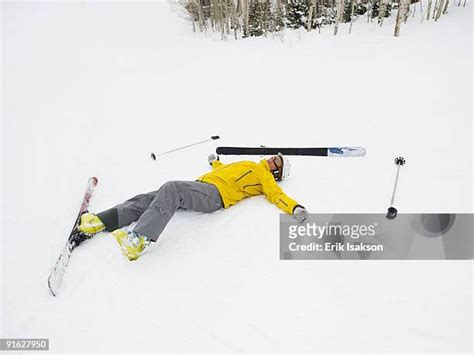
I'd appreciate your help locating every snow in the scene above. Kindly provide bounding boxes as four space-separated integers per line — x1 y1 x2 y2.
1 1 472 353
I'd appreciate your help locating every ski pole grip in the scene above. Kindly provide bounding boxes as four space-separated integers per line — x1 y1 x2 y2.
211 135 220 140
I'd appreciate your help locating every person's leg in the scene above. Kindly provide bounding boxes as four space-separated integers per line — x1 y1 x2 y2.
97 191 158 232
133 181 223 242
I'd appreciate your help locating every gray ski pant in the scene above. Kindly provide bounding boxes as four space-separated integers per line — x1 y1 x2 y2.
97 181 224 242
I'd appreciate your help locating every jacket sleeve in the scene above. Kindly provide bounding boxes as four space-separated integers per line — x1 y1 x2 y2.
260 172 299 214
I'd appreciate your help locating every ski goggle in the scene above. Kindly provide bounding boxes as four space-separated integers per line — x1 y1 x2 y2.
270 155 283 181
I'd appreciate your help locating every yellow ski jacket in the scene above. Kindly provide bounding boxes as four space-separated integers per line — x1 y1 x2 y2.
197 159 300 214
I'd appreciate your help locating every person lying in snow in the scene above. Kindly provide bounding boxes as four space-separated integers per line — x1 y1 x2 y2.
77 153 308 261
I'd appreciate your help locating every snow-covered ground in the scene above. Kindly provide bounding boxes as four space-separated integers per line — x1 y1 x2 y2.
2 1 472 353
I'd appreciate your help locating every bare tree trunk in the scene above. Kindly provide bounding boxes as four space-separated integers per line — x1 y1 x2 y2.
404 2 411 22
394 0 410 36
307 6 314 31
234 0 240 39
227 18 231 36
378 0 386 26
434 0 445 20
236 0 242 16
242 0 249 36
349 0 355 33
197 1 206 31
442 0 450 14
419 0 424 22
334 0 344 35
234 22 238 39
426 0 432 20
432 0 439 19
210 0 226 39
317 0 323 33
367 0 371 22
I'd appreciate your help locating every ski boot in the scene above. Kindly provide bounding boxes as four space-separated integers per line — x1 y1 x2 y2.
67 212 105 251
112 229 150 261
78 212 105 234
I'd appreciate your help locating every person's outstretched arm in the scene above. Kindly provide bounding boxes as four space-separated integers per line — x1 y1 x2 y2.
260 173 302 215
208 154 223 169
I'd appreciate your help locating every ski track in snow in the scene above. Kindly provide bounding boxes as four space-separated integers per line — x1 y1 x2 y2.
2 1 472 353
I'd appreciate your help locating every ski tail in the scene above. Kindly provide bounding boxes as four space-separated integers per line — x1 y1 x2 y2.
48 177 98 296
66 176 98 248
327 147 366 157
216 146 366 157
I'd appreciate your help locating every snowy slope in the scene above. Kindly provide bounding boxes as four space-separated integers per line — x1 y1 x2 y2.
2 1 472 353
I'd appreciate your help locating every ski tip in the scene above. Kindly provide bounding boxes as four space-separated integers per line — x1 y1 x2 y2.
47 278 57 297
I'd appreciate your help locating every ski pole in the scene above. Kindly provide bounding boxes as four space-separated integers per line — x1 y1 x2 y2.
150 135 220 160
386 156 406 219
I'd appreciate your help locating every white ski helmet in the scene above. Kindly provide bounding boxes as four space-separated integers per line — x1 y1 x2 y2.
270 153 291 181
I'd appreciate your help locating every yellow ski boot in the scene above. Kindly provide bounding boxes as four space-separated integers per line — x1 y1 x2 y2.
112 229 150 261
78 212 105 235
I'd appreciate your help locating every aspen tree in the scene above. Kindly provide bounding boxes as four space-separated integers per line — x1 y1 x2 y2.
426 0 432 20
367 0 372 22
378 0 386 25
307 5 314 31
442 0 450 14
242 0 249 36
334 0 344 35
432 0 439 19
177 0 465 40
316 0 323 32
349 0 355 33
394 0 410 36
435 0 445 20
236 0 242 15
419 0 424 22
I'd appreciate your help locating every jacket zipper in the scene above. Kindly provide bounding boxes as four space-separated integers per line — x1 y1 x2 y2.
243 183 262 189
235 170 252 182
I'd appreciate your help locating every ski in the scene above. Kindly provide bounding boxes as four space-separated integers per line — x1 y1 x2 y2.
216 146 366 157
48 176 98 296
